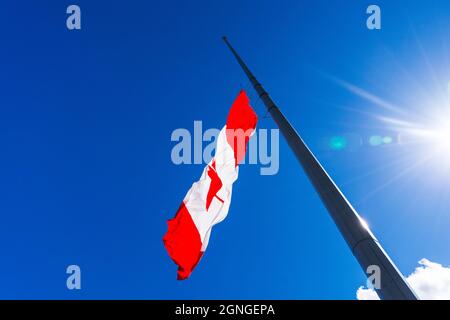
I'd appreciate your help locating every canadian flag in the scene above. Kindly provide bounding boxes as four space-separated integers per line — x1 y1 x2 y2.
163 90 258 279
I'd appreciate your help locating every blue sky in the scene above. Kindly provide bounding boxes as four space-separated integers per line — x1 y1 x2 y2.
1 1 450 299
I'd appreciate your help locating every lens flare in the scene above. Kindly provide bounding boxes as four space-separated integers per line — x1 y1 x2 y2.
329 136 348 151
429 121 450 156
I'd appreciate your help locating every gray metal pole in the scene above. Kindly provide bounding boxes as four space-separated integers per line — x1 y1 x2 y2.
223 36 418 300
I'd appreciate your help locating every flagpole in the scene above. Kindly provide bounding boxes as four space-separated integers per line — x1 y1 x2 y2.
223 36 418 300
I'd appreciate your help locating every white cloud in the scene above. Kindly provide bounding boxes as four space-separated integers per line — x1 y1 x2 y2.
356 258 450 300
356 286 380 300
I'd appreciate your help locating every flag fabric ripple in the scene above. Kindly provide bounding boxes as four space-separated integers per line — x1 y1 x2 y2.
163 90 258 280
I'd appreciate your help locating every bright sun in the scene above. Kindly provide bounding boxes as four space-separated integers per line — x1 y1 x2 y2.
398 115 450 160
430 122 450 156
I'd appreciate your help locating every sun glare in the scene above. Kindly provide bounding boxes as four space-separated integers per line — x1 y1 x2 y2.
430 121 450 156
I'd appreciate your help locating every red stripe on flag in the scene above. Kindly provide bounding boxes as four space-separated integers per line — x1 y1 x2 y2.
226 90 258 166
163 203 203 280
